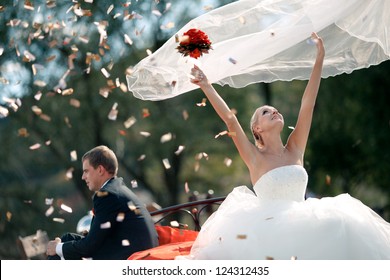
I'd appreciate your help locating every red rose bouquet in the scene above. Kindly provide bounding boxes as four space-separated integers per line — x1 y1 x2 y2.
176 28 212 59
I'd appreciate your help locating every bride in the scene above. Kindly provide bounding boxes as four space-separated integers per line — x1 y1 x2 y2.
176 33 390 260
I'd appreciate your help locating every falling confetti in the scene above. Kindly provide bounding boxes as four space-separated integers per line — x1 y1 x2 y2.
116 212 125 222
29 143 41 150
130 180 138 188
160 132 172 143
108 102 118 120
53 218 65 223
122 239 130 246
162 158 171 169
174 145 185 155
96 191 109 197
236 234 247 239
184 182 190 193
100 221 111 229
196 98 207 107
70 150 77 161
60 203 73 213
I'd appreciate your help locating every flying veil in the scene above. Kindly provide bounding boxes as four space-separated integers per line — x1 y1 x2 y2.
127 0 390 101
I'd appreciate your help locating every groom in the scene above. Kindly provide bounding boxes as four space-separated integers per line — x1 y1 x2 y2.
46 145 158 259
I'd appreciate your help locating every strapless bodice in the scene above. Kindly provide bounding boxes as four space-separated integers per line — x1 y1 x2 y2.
253 165 307 202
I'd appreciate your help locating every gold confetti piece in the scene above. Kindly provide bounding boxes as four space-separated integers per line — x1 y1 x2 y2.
291 256 297 260
23 50 36 62
239 16 246 24
325 175 331 186
182 110 189 120
97 191 109 197
31 105 42 115
236 234 247 239
116 212 125 222
174 145 185 155
29 143 41 150
39 114 51 122
119 82 128 92
24 0 34 11
61 88 73 96
45 140 51 146
139 131 151 137
70 150 77 161
196 98 207 107
69 98 80 108
184 182 190 193
18 128 29 137
45 206 54 217
53 218 65 223
6 211 12 222
108 102 118 121
122 239 130 246
160 132 172 143
162 158 171 169
142 108 150 118
60 204 73 213
124 116 136 128
130 180 138 188
100 221 111 229
224 157 232 167
146 49 153 56
194 161 200 172
266 256 274 260
128 202 136 211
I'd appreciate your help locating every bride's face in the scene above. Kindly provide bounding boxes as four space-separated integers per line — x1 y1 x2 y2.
254 105 284 133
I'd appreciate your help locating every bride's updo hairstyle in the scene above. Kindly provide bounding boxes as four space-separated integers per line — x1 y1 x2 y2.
250 107 265 148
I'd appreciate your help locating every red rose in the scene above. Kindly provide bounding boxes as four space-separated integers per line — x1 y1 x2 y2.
176 29 212 59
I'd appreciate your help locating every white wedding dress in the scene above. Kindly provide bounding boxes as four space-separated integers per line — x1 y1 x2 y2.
178 165 390 260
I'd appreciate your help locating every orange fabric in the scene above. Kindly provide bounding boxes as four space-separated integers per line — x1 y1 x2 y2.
155 226 199 245
127 226 198 260
128 241 194 260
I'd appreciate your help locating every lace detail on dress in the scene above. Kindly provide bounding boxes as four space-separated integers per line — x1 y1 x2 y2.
254 165 307 202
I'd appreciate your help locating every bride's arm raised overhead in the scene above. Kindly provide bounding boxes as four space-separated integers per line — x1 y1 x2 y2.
190 65 258 170
285 32 325 159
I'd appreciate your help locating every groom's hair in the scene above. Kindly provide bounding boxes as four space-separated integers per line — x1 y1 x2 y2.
82 145 118 175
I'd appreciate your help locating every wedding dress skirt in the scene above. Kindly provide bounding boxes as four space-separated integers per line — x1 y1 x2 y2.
127 0 390 101
177 165 390 260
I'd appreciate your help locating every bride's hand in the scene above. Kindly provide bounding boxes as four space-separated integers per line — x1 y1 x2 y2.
190 65 209 87
311 32 325 59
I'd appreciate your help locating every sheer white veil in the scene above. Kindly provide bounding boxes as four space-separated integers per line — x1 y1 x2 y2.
127 0 390 101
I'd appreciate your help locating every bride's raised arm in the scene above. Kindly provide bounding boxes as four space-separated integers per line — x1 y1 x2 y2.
286 33 325 158
190 65 258 170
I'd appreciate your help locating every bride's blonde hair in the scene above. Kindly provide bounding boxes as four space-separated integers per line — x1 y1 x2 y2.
250 107 264 148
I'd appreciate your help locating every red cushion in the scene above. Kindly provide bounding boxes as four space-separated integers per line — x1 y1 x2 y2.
155 226 198 245
127 226 198 260
128 241 194 260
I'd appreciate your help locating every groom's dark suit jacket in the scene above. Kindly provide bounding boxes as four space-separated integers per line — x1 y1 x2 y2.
62 177 158 259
